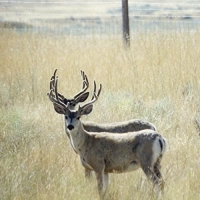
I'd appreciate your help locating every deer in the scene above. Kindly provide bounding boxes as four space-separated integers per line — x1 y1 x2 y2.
49 70 157 178
49 69 157 133
47 78 167 199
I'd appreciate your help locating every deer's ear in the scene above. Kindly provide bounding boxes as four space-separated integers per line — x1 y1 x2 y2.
75 92 89 103
80 104 93 115
53 103 67 114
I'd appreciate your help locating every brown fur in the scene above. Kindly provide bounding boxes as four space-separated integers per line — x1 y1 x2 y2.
60 105 166 198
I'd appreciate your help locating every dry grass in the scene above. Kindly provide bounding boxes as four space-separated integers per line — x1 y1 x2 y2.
0 29 200 200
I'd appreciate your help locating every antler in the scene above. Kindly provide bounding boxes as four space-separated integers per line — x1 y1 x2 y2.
49 69 66 102
49 69 89 104
73 70 89 100
48 77 67 109
80 81 102 109
48 71 102 115
91 81 102 100
49 69 57 92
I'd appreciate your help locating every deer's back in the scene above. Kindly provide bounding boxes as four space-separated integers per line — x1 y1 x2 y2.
83 119 156 133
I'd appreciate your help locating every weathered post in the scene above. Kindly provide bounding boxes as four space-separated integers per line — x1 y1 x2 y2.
122 0 130 48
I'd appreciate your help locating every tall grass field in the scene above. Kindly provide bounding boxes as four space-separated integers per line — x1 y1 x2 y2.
0 29 200 200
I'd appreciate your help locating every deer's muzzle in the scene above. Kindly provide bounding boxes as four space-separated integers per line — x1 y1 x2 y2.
67 125 74 130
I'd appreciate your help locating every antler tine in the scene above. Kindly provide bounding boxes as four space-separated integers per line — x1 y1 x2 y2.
91 81 96 100
54 76 59 100
83 72 89 90
50 69 57 91
80 81 102 110
91 81 102 100
54 76 67 103
81 70 86 90
48 90 67 109
49 69 66 101
47 89 56 103
47 78 67 109
81 70 89 85
97 83 102 97
53 68 57 78
80 70 83 85
74 70 89 99
84 71 89 88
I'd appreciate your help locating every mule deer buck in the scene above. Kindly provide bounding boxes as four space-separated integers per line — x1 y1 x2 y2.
49 70 157 178
49 69 157 132
48 80 167 199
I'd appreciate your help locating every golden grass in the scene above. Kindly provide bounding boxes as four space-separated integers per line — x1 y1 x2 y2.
0 29 200 200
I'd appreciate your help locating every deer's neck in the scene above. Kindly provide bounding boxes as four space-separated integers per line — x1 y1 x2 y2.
67 122 88 153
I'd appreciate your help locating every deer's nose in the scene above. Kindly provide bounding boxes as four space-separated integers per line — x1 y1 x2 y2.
67 125 74 130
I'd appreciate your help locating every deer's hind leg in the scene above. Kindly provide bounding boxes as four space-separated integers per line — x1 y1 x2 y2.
153 156 165 194
140 161 164 197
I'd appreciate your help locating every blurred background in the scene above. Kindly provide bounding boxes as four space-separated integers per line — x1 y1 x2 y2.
0 1 200 200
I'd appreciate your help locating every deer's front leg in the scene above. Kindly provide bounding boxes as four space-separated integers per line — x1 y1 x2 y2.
95 170 109 199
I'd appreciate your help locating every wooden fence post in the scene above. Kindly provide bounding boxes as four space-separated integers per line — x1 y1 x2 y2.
122 0 130 47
